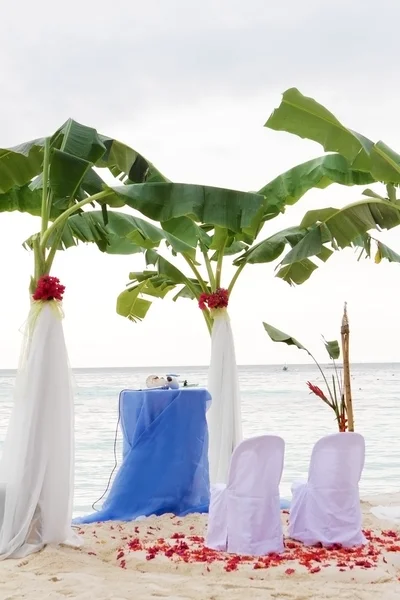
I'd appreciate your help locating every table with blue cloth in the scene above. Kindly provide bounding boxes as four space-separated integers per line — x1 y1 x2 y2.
75 387 211 524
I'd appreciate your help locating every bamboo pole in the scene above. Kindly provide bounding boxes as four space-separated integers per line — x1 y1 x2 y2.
341 302 354 431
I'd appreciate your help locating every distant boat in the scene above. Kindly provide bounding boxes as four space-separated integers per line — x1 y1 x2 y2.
181 380 198 387
282 365 288 371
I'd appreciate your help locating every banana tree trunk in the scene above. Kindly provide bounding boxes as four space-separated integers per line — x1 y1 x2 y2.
207 309 242 483
0 300 81 559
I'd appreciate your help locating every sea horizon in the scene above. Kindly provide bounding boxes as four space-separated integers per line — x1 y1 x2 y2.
1 361 400 373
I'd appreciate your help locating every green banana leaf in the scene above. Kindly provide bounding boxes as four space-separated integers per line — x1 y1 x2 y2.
263 322 307 352
259 154 375 220
323 338 340 360
117 253 204 321
352 234 400 265
24 210 197 256
0 119 166 215
263 321 340 362
109 183 266 238
116 282 154 322
234 226 308 266
281 199 400 267
265 88 400 183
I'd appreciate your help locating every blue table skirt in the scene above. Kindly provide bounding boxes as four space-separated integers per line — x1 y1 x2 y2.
74 387 291 525
75 387 211 524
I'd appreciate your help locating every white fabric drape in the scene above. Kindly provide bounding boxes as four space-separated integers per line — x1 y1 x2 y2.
0 302 81 559
207 310 242 484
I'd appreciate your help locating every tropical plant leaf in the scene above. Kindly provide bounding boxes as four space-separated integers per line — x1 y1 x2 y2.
275 258 318 285
49 149 92 201
279 226 324 266
0 185 48 217
362 188 386 200
161 216 212 248
352 233 400 265
109 183 266 238
259 154 375 220
266 88 372 166
265 88 400 183
116 283 153 322
172 283 203 301
97 136 168 184
210 240 248 261
0 120 168 220
117 250 206 321
323 338 340 360
280 199 400 269
262 322 308 353
233 226 306 266
0 138 46 194
145 248 159 266
374 239 400 264
34 210 196 256
52 119 107 163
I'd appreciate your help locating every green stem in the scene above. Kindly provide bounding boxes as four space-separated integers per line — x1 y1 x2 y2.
201 309 212 335
228 263 245 294
40 138 51 237
44 227 65 273
201 249 216 291
182 254 209 294
182 276 212 334
31 236 46 292
307 350 336 408
215 242 226 289
40 189 112 252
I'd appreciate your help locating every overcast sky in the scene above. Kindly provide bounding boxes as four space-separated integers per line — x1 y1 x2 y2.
1 0 399 368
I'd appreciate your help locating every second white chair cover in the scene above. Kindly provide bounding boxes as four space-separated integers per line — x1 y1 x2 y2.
288 432 366 547
206 435 285 556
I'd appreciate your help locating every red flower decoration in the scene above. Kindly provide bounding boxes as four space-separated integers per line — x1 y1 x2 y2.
306 381 328 402
100 521 400 576
198 288 229 310
32 275 65 302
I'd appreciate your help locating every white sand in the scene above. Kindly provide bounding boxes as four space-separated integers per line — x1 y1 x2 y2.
1 494 400 600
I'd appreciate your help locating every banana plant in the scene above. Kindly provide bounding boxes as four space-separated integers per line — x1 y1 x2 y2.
264 88 400 275
115 153 380 332
1 121 266 291
0 119 171 289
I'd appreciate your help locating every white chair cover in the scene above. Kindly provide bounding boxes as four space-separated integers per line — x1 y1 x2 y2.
0 303 81 559
206 435 285 555
288 432 366 547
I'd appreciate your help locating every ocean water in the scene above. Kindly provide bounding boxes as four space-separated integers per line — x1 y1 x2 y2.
0 363 399 515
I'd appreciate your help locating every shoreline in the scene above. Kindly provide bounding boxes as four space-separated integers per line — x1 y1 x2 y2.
1 493 399 599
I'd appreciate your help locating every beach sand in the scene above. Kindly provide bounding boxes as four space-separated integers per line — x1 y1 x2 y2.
1 494 400 600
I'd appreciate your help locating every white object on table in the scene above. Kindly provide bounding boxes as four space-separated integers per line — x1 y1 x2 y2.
206 435 285 555
146 375 167 388
289 432 366 547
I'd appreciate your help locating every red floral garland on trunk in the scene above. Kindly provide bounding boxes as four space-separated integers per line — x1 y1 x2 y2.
33 275 65 302
198 288 229 310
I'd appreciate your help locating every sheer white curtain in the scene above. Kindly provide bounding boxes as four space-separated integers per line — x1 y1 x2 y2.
0 302 81 559
207 310 242 484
